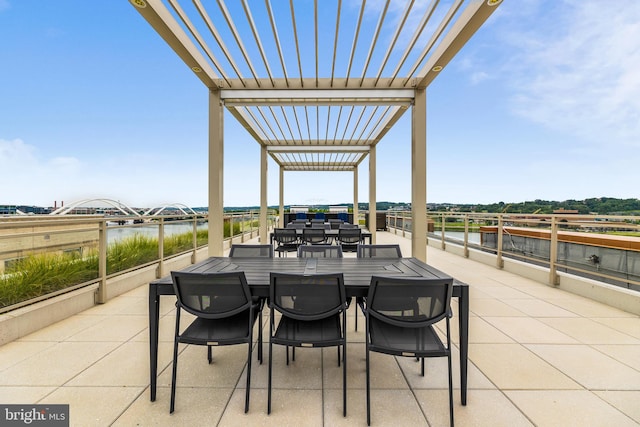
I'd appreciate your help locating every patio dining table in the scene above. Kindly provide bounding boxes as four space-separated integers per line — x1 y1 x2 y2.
148 257 469 405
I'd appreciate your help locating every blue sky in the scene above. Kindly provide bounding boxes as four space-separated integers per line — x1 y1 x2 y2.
1 0 639 208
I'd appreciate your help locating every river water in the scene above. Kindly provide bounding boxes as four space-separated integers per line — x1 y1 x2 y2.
107 222 208 244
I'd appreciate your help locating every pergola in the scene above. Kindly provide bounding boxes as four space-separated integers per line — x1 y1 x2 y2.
129 0 503 261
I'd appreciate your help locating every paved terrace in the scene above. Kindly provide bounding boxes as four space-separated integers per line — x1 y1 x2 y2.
0 232 639 426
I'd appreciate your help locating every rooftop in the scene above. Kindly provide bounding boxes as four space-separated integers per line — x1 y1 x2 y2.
1 231 638 426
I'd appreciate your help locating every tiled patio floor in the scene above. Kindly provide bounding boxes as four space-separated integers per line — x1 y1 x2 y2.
1 232 638 426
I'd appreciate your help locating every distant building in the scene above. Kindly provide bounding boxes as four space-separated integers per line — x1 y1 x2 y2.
0 205 52 215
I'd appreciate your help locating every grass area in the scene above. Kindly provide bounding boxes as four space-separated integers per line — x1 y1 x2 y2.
0 228 211 309
0 252 99 309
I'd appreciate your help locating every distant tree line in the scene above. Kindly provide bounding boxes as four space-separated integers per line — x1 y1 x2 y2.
429 197 640 215
224 198 640 215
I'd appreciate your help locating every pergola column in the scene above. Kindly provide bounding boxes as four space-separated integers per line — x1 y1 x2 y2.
353 166 359 226
368 145 376 243
208 89 224 256
279 166 284 228
412 88 427 262
259 144 268 243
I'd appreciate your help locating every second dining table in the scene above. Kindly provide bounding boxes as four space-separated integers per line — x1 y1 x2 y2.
148 256 469 405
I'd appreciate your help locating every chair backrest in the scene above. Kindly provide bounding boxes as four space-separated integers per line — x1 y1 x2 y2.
229 244 273 258
269 272 346 320
296 212 307 219
339 223 357 229
274 228 299 244
328 219 342 229
337 212 349 222
297 244 343 258
337 227 362 244
302 227 327 244
314 212 326 220
288 222 306 229
366 276 452 327
293 219 308 224
171 271 252 319
357 244 402 258
310 221 326 228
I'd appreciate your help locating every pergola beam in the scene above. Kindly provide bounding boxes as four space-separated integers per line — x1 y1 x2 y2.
416 0 502 89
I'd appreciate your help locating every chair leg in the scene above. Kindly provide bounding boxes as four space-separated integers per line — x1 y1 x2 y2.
170 340 179 413
342 342 347 417
268 339 273 414
208 346 213 364
448 352 454 426
257 310 263 364
421 357 425 376
245 341 252 413
366 346 371 426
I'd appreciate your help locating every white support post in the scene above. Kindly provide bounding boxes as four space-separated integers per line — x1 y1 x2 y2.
279 166 285 228
208 90 224 256
412 88 427 262
369 145 376 243
260 145 268 243
353 166 359 225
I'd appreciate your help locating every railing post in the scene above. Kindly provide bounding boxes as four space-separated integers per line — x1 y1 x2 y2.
250 211 254 239
404 212 408 238
192 215 197 264
240 213 245 243
464 214 469 258
96 220 108 304
440 213 446 250
157 218 164 279
496 215 504 269
549 216 559 285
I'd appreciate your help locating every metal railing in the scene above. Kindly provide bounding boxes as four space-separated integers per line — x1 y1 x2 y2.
0 211 277 312
386 210 640 291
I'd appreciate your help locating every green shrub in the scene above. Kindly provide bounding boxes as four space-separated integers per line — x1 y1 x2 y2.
0 225 233 309
107 233 158 274
0 252 98 308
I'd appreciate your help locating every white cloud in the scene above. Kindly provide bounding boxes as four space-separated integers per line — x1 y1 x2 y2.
503 0 640 146
0 138 207 208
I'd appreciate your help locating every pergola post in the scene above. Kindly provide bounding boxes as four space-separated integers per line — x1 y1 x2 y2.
369 145 376 243
279 166 284 228
208 89 224 256
412 88 427 262
353 166 359 226
259 144 268 243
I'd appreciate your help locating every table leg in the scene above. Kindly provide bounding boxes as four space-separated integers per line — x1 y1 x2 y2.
458 285 469 405
149 286 160 401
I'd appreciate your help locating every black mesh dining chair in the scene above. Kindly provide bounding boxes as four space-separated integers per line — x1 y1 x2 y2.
361 276 454 426
229 244 272 362
302 227 329 245
169 271 260 414
268 272 348 417
353 244 403 331
336 227 362 252
297 244 343 258
273 228 300 257
357 244 402 258
229 244 274 258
